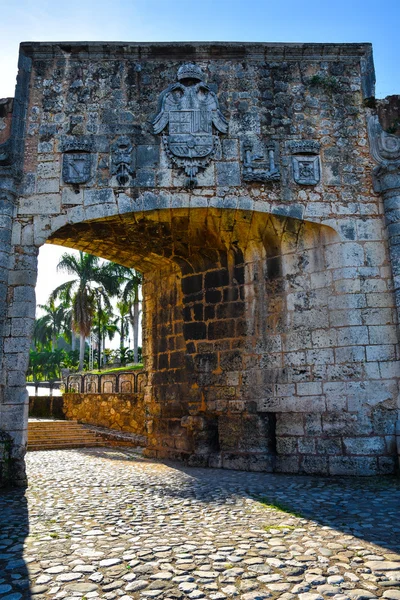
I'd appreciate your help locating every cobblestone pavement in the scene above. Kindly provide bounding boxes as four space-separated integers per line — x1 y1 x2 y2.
1 449 400 600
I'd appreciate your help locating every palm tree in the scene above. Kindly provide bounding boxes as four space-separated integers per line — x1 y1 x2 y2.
94 306 118 368
116 300 131 354
51 252 120 371
33 298 68 351
118 267 142 363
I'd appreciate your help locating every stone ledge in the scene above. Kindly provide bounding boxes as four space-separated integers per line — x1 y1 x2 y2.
19 41 372 61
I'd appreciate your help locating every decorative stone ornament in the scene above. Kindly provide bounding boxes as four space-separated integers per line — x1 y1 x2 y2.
242 139 280 182
288 140 321 185
0 140 12 166
110 136 134 186
368 115 400 193
152 63 228 186
62 139 93 185
367 114 400 339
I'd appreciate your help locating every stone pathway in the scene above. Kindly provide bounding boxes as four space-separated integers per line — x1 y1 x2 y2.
1 448 400 600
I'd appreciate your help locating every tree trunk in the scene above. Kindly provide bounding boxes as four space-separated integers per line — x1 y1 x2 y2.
71 329 76 351
120 319 125 352
51 334 56 351
98 332 102 370
133 298 139 363
79 333 85 371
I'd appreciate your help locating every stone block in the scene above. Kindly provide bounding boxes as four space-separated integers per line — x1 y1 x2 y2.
337 326 369 346
222 139 239 160
4 336 31 354
316 437 342 455
8 301 35 319
303 414 322 435
11 317 35 337
37 160 60 179
135 169 156 187
216 162 241 186
275 455 300 473
0 401 29 430
276 436 298 454
366 345 396 362
136 145 159 168
322 413 358 436
84 188 114 206
219 414 275 453
62 187 84 205
343 436 386 455
301 455 329 474
36 178 59 194
296 382 322 396
329 456 378 476
377 456 397 474
276 414 304 436
18 194 61 215
335 346 366 363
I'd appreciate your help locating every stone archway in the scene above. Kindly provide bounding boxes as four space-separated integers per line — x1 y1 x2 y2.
1 41 399 485
42 206 337 471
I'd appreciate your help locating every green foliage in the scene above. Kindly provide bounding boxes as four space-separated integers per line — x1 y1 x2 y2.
33 298 69 351
310 74 340 91
263 524 296 531
85 364 143 375
256 497 304 518
27 349 80 381
35 251 143 375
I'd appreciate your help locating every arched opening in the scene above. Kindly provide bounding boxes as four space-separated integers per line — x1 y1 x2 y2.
38 207 337 470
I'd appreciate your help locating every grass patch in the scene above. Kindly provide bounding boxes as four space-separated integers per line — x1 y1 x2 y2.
256 498 304 519
263 524 296 532
309 74 340 91
85 364 143 375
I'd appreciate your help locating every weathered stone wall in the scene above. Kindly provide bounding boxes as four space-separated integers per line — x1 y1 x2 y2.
63 392 145 437
0 42 399 482
0 430 12 487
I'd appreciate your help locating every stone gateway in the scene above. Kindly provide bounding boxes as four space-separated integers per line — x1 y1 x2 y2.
0 42 399 485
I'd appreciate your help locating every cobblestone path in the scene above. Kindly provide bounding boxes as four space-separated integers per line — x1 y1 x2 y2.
1 449 400 600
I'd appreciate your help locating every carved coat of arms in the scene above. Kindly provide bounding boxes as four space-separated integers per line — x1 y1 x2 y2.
152 63 228 185
62 139 93 185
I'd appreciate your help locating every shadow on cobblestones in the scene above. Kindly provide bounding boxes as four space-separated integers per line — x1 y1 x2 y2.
81 448 400 553
1 448 399 600
0 488 32 600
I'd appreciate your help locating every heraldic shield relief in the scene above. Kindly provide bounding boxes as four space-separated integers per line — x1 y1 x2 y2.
152 63 228 185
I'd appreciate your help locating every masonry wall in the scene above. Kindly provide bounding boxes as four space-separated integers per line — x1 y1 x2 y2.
0 42 399 483
63 392 146 438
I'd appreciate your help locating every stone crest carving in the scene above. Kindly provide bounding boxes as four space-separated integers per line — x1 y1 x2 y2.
288 140 321 185
242 140 280 182
62 139 93 185
111 136 134 186
368 115 400 163
367 115 400 193
152 63 228 186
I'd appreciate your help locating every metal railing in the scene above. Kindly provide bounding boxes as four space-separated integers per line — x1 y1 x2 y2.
65 370 146 394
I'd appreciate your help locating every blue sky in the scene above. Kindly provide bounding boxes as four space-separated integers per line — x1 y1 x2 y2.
0 0 399 98
0 0 398 315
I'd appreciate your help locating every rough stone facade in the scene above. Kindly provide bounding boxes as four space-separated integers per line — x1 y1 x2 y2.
63 392 145 438
0 42 399 485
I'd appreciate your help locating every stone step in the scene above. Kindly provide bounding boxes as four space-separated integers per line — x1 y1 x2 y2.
27 420 142 451
28 442 107 451
28 431 99 437
28 420 109 450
